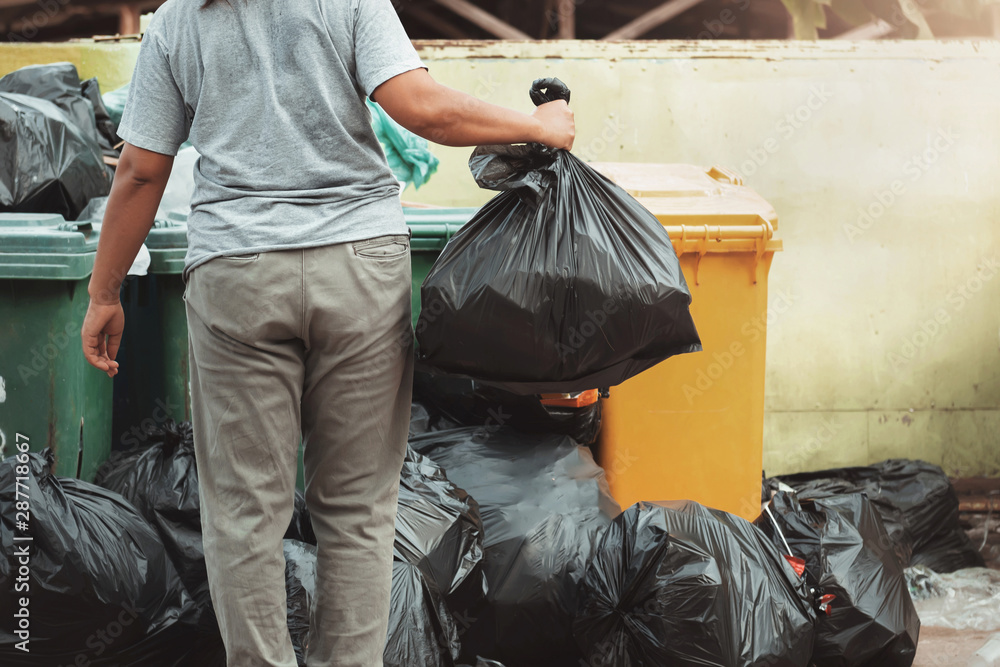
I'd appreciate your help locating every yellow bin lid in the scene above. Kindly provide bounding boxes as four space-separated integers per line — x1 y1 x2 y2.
590 163 782 260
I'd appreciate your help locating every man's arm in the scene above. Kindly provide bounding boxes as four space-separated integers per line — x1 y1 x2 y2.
371 69 575 150
82 143 174 376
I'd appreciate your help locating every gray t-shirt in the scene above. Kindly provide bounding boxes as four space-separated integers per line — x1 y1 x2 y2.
117 0 424 277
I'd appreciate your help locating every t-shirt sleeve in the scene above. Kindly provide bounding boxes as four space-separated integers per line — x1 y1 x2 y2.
117 25 191 156
353 0 425 97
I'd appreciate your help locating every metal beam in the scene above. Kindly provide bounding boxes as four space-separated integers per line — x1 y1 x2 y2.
118 3 140 34
404 4 468 39
557 0 575 39
603 0 709 40
430 0 531 39
833 19 894 39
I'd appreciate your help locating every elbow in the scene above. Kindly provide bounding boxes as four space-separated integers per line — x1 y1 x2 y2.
115 143 173 189
405 90 463 147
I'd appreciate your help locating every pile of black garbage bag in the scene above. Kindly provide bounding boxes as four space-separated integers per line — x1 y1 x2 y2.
768 459 984 573
411 427 620 666
5 418 960 667
755 492 920 666
0 448 211 665
0 63 116 219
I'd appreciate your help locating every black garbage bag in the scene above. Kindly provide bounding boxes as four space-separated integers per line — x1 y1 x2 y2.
283 539 460 667
416 79 700 395
0 448 208 665
285 489 317 546
414 371 603 445
0 92 110 219
81 76 121 157
411 427 621 666
410 401 435 437
755 492 920 667
284 540 316 667
93 420 215 634
386 560 461 667
396 446 487 619
574 500 816 667
774 459 983 573
0 63 101 145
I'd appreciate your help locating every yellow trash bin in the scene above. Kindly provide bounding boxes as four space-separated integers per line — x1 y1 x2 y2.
590 163 783 521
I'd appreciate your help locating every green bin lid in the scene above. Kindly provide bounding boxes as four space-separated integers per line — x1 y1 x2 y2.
90 214 189 275
0 213 100 280
404 207 477 251
144 217 188 275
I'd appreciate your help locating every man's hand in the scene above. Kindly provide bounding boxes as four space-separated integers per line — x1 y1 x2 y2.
531 100 575 151
82 300 124 377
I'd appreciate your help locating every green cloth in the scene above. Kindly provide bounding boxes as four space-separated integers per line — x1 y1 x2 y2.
367 99 439 190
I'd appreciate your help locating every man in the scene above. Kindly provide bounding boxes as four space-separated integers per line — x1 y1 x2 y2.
80 0 572 665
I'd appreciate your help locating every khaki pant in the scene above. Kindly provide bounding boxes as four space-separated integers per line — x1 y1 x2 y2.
184 236 414 667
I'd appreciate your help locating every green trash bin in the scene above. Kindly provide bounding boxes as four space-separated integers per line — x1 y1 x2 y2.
108 213 191 451
0 213 112 481
405 207 476 329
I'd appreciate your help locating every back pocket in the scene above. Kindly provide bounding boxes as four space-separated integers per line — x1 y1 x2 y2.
353 235 409 260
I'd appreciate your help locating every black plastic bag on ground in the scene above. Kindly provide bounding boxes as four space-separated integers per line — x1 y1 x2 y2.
93 420 216 635
0 449 205 665
574 500 816 667
755 492 920 667
411 427 621 666
414 371 603 445
416 80 700 395
396 446 487 619
774 459 983 573
283 539 461 667
0 91 110 219
284 540 316 667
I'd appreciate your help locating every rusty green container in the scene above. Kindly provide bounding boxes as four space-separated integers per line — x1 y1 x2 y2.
0 213 112 481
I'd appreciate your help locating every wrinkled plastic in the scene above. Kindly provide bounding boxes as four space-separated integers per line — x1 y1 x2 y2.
414 371 603 445
386 560 461 667
575 500 816 667
411 427 621 666
284 540 316 667
283 539 460 667
774 459 984 573
367 99 439 190
0 63 101 146
0 92 110 219
94 420 216 635
286 489 317 545
416 83 700 395
906 565 1000 631
81 76 121 155
396 446 487 617
756 492 920 666
0 449 206 665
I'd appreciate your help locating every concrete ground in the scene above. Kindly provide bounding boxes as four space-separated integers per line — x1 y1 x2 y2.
913 500 999 666
913 627 996 666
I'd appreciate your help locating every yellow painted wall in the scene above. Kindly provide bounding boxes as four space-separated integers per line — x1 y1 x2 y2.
0 41 140 91
2 39 997 476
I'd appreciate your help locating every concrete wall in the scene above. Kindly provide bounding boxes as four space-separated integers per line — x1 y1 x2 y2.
406 40 1000 477
0 41 140 91
3 39 997 476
